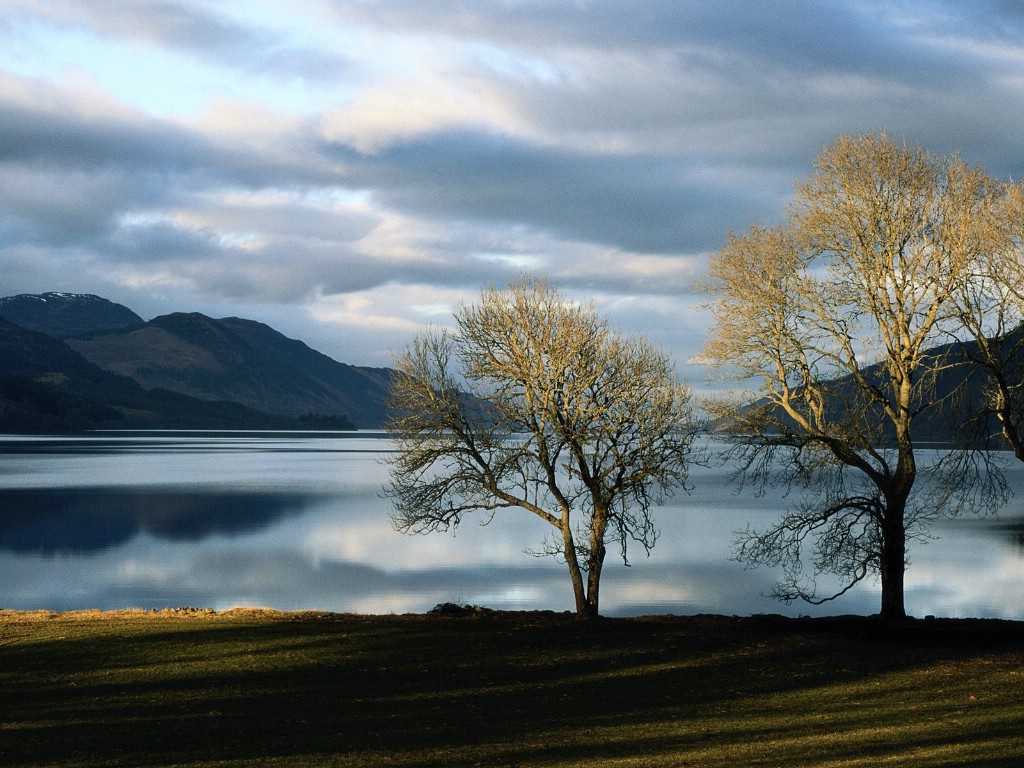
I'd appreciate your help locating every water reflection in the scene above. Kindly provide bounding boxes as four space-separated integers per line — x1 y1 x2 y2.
0 487 327 554
993 517 1024 552
0 432 1022 618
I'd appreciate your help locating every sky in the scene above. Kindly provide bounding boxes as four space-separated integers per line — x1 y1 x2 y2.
4 1 1024 381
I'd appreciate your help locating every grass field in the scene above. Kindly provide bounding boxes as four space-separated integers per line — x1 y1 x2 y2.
1 607 1023 767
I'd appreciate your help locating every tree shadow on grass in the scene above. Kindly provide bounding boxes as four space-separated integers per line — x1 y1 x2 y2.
2 612 1023 767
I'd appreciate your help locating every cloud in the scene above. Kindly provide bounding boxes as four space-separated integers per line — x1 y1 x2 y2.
4 0 352 81
320 1 1024 171
324 130 765 254
320 70 526 155
4 0 1024 371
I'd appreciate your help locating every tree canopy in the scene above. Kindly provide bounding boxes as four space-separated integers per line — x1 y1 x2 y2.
702 133 1009 619
385 276 697 618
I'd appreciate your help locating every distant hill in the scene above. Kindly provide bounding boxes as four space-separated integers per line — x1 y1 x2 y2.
0 292 143 338
0 317 352 433
0 315 130 432
715 333 1019 450
66 312 392 428
0 292 392 432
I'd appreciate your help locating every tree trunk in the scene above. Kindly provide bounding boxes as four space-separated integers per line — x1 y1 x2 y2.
878 508 907 621
583 542 606 619
877 414 914 622
561 524 588 617
994 386 1024 462
580 506 609 618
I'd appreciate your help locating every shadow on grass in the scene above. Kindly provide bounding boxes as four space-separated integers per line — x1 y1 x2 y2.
2 611 1024 767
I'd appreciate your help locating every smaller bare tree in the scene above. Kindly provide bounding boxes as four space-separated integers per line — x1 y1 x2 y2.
384 276 697 618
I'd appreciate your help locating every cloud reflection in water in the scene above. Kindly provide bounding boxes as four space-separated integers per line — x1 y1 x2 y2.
0 433 1021 618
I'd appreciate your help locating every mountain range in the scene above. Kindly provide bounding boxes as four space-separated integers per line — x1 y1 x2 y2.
0 292 1014 445
0 292 393 433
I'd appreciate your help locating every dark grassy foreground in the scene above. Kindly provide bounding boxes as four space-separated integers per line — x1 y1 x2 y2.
2 609 1024 767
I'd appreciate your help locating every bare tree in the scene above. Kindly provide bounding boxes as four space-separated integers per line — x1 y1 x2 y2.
702 133 1007 620
384 276 697 618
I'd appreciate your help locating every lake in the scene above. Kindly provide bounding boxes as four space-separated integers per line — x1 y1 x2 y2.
1 431 1022 618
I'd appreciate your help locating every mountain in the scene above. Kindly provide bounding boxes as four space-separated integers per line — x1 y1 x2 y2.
0 315 131 432
66 312 391 428
0 317 352 433
0 292 392 431
0 292 143 338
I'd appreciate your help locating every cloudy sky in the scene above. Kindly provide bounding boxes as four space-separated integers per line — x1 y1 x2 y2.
3 1 1024 378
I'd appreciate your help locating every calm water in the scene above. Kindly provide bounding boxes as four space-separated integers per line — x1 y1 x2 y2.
1 432 1022 618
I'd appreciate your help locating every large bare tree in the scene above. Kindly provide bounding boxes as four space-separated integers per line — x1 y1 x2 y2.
384 276 697 618
702 133 1007 620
